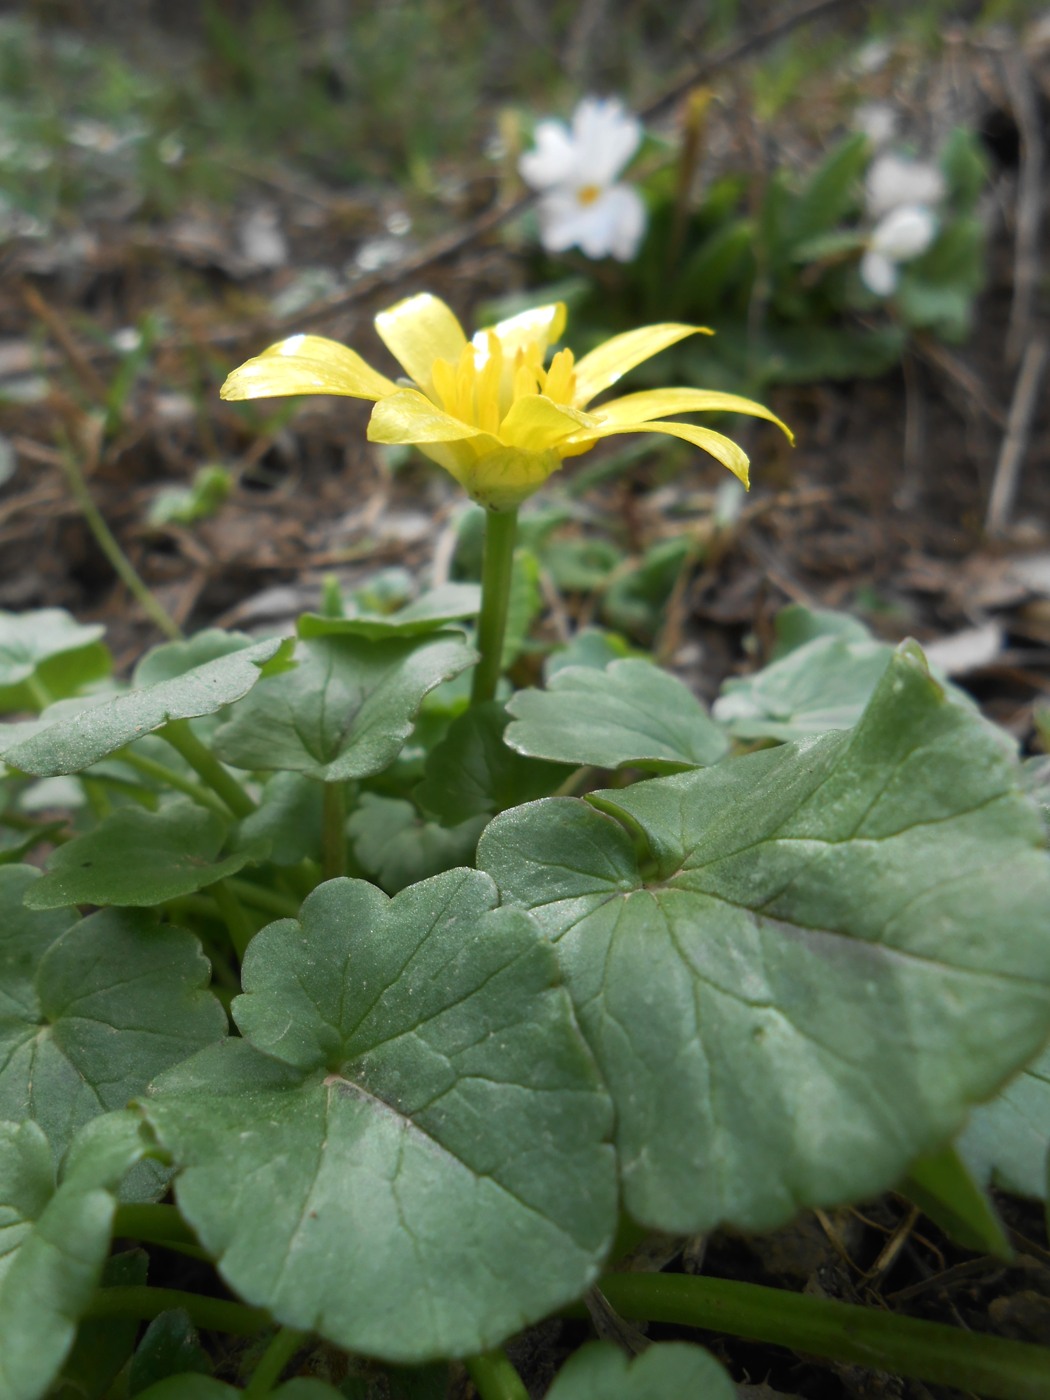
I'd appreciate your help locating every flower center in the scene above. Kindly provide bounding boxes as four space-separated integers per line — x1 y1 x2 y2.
576 184 602 206
430 334 577 434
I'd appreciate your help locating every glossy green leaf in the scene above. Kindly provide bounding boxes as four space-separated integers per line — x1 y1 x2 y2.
237 770 323 866
128 1310 212 1396
133 630 272 688
0 1112 148 1400
0 609 111 714
143 869 616 1361
212 633 476 782
768 603 872 660
714 633 893 740
298 584 480 640
544 628 640 679
902 1142 1011 1257
546 1341 736 1400
0 638 287 777
480 648 1050 1232
346 794 486 894
506 660 728 772
959 1044 1050 1200
24 799 257 909
0 867 226 1175
415 701 570 825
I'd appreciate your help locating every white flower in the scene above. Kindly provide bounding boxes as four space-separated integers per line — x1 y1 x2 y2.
519 96 647 262
865 153 946 220
860 203 939 295
854 102 897 150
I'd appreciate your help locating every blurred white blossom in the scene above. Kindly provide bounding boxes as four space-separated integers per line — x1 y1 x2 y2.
865 153 946 220
854 102 897 150
519 96 646 261
860 203 939 296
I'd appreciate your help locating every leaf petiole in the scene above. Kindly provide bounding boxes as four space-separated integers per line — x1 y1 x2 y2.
590 1271 1050 1400
161 719 257 819
464 1348 529 1400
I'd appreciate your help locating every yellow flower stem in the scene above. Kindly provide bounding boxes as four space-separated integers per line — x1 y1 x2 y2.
470 507 519 707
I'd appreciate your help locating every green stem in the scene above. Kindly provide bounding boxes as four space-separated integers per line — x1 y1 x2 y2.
470 507 519 706
321 781 347 882
56 445 182 641
243 1327 307 1399
225 877 301 920
84 1285 268 1336
594 1272 1050 1400
212 879 256 960
25 672 54 712
112 1203 209 1260
161 720 256 819
464 1349 529 1400
120 749 231 818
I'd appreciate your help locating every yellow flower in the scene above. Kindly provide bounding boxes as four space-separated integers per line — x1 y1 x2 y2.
220 293 790 511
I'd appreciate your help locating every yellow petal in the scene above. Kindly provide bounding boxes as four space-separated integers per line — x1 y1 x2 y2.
569 419 751 487
367 387 491 447
374 293 468 396
478 302 567 360
498 395 598 452
220 334 396 402
572 324 712 407
593 388 794 442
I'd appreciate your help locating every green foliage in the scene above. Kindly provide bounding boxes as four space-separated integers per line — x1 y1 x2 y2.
517 114 989 393
142 870 616 1360
1 572 1048 1394
546 1341 736 1400
480 649 1050 1232
506 658 728 772
148 467 233 529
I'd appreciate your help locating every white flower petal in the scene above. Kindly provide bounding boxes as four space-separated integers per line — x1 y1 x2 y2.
536 185 644 261
571 96 642 186
871 204 938 261
865 153 946 219
519 120 578 189
860 248 899 296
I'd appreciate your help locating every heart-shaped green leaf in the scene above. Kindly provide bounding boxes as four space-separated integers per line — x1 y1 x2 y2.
0 1111 148 1400
506 660 729 772
713 633 893 740
0 609 111 713
24 800 258 909
0 866 226 1177
298 583 480 640
0 638 287 777
143 869 616 1361
546 1342 735 1400
415 701 570 825
132 630 272 688
959 1044 1050 1200
480 648 1050 1232
212 633 476 781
